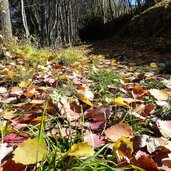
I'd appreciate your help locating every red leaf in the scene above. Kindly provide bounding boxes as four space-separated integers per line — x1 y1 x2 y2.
84 132 105 148
131 151 159 171
4 133 30 145
91 105 111 122
0 160 24 171
105 123 133 142
90 121 104 131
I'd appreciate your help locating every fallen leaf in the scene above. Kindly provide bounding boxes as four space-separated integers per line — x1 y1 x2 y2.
7 70 14 79
18 80 31 88
157 120 171 138
149 89 169 101
12 137 47 165
113 136 133 158
0 160 24 171
0 87 7 94
68 142 94 157
30 100 45 104
4 133 30 145
90 121 104 130
150 63 158 68
105 123 132 142
10 87 23 96
162 79 171 88
91 105 111 122
131 150 159 171
113 97 129 107
0 144 13 163
78 93 93 107
84 132 105 148
133 135 160 154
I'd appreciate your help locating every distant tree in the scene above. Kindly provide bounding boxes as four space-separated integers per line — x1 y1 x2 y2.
0 0 12 37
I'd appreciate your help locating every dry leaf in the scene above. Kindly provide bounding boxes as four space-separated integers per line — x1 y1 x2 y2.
78 94 93 107
91 105 111 122
113 97 129 107
68 142 94 157
30 100 45 104
150 63 158 68
105 123 132 142
7 70 14 79
0 160 24 171
149 89 169 101
131 151 159 171
18 80 31 88
13 137 47 165
0 144 13 163
84 132 105 148
157 120 171 138
113 136 133 158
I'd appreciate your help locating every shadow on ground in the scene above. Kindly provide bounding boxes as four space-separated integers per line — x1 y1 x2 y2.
82 36 171 66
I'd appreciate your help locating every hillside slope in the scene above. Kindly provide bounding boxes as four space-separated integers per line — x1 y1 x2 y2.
122 0 171 37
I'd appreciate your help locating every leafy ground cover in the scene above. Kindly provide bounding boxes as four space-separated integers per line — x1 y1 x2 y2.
0 35 171 171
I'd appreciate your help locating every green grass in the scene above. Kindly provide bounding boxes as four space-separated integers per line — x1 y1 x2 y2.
140 78 166 89
89 69 120 95
56 47 85 66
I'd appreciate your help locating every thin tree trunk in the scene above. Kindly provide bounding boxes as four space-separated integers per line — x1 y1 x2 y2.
21 0 30 41
0 0 12 37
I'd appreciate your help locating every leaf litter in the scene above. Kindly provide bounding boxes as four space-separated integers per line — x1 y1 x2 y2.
0 35 171 170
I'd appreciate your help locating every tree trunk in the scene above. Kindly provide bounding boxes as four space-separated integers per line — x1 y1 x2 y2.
0 0 12 37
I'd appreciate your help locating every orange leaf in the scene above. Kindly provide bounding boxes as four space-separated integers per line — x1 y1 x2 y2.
78 94 93 107
7 70 14 79
105 123 133 142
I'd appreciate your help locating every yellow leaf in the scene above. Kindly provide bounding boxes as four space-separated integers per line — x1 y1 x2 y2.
30 100 45 104
113 136 133 158
19 80 31 88
113 97 128 107
7 70 14 79
97 54 104 59
58 75 67 80
0 126 14 133
13 137 47 165
78 94 93 107
76 65 83 70
149 89 169 101
150 63 158 68
68 142 94 157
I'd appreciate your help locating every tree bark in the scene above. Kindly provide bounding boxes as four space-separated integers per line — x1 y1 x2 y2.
0 0 12 37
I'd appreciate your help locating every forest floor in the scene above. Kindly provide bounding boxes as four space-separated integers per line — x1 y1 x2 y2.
0 35 171 171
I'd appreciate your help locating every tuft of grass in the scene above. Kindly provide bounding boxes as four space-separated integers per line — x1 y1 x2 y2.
89 69 120 95
140 78 166 89
56 47 85 66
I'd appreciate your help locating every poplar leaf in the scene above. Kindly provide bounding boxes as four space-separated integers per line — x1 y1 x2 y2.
12 138 47 165
113 136 133 158
19 80 31 88
150 63 158 68
7 70 14 79
68 142 94 157
149 89 169 101
78 94 93 107
113 97 128 107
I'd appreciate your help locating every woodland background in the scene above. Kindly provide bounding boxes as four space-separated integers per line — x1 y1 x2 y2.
0 0 160 47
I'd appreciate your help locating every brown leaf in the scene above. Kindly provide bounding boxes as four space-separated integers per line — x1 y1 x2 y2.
84 132 105 148
105 123 132 142
131 151 159 171
91 105 111 122
90 121 104 131
10 87 23 96
0 160 24 171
